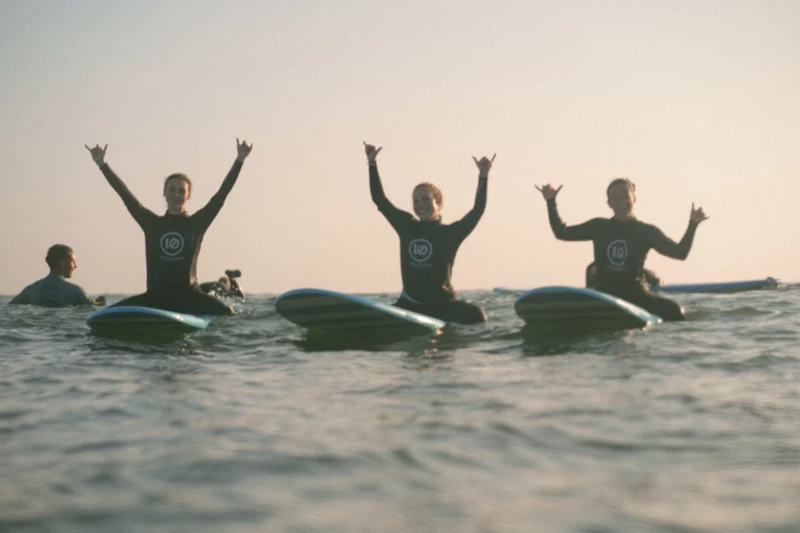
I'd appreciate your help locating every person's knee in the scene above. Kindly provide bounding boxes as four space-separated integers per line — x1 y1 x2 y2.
661 304 685 321
449 303 487 324
647 299 684 321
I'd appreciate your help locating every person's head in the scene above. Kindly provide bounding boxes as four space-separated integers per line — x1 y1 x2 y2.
606 178 636 220
46 244 76 278
412 183 443 222
163 173 192 213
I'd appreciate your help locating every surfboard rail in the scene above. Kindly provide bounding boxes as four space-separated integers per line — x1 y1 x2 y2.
87 305 213 335
514 286 662 332
275 288 445 334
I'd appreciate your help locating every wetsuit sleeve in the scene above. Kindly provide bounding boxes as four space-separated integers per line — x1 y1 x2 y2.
99 164 157 227
651 221 699 260
74 287 94 306
9 286 32 305
546 199 599 241
369 164 413 232
449 176 488 238
193 160 243 229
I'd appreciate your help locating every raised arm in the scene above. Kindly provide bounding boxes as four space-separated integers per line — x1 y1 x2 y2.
364 142 410 229
86 144 154 226
652 203 708 259
536 184 597 241
450 154 494 236
194 138 252 226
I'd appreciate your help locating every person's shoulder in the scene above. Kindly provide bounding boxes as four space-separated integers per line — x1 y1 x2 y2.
636 220 661 232
23 275 51 290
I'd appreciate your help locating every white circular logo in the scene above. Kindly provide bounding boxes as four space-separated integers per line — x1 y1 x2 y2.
409 239 433 262
160 232 185 256
607 239 628 266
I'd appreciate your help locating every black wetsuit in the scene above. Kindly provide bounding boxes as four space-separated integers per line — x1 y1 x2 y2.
586 262 661 288
370 163 487 324
100 161 243 315
547 199 698 321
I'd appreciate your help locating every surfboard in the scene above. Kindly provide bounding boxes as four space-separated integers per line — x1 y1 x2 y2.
497 276 779 296
87 306 213 335
514 286 662 332
652 277 778 294
275 288 445 335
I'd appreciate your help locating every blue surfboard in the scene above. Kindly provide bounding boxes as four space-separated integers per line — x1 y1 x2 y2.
497 277 779 296
87 306 213 335
275 288 445 335
652 277 778 294
514 286 662 331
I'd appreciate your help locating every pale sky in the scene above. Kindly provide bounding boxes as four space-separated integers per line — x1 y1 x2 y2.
1 0 798 296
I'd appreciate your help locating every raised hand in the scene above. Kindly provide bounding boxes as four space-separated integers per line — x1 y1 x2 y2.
535 184 563 201
472 154 496 177
84 144 108 166
236 138 253 162
690 202 709 224
363 142 382 163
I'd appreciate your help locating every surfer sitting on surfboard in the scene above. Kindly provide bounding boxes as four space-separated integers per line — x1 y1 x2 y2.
364 142 491 324
10 244 106 307
199 269 244 300
586 262 660 289
85 139 252 315
536 178 708 321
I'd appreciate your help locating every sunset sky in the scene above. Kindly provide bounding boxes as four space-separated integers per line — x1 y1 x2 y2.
2 0 798 296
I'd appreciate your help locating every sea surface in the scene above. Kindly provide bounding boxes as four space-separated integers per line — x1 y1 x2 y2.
2 286 800 533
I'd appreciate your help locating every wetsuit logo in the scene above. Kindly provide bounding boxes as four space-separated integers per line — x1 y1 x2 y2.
409 239 433 262
607 240 628 267
160 232 185 257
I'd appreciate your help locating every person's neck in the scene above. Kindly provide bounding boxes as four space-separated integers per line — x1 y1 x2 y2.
613 213 635 222
167 207 186 215
49 269 65 278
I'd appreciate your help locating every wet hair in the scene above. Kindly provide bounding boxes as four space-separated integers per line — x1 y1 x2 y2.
46 244 73 269
413 182 444 207
606 177 635 196
163 173 192 195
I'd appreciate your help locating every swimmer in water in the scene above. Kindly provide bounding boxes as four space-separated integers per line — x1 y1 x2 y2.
199 269 244 300
10 244 106 307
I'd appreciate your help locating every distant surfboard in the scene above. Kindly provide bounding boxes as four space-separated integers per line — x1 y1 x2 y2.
514 286 661 332
652 277 778 294
87 306 212 335
497 277 779 295
275 288 445 335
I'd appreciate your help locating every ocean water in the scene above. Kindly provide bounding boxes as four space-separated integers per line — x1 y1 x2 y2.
2 286 800 533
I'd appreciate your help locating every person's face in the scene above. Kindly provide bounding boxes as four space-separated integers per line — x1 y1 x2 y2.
164 178 191 211
607 183 635 220
59 252 77 278
413 186 441 222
